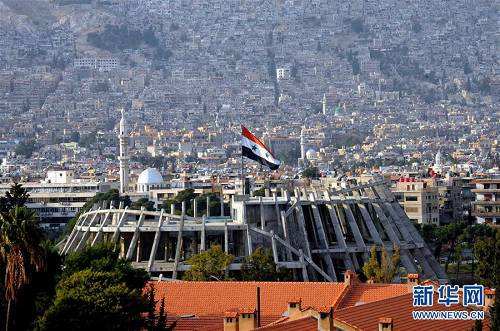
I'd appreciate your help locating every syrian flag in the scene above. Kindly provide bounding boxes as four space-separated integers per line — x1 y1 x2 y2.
241 126 281 170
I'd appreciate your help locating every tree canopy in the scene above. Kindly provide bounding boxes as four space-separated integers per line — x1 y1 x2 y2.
36 244 150 331
301 166 320 179
0 183 30 213
36 269 145 331
0 206 46 331
362 245 400 283
241 247 291 281
183 245 233 281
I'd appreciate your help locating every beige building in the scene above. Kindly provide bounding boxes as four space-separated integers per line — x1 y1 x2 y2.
0 170 113 229
392 178 439 225
471 178 500 225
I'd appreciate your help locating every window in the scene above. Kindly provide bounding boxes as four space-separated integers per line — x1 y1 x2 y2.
405 196 418 202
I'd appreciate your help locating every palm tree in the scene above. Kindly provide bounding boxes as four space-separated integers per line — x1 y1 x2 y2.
0 206 45 331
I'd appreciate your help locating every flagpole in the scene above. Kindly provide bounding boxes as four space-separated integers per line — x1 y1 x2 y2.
241 126 245 195
241 147 244 194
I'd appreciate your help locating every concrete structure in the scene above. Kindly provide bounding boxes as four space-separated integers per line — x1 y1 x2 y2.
471 178 500 225
0 170 112 228
61 180 446 282
392 178 439 225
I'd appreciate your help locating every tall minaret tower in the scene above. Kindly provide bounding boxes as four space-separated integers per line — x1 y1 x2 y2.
300 126 306 160
322 93 327 115
118 108 130 194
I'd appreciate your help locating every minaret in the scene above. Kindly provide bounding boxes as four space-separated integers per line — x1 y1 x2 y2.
322 93 327 115
118 108 130 194
300 126 306 160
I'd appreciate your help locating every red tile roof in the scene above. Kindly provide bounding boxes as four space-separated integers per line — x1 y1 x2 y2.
337 283 411 309
335 293 490 331
150 280 347 318
149 279 441 331
166 315 278 331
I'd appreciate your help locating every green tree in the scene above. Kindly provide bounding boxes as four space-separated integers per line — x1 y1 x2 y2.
490 229 500 331
0 206 46 331
474 237 496 288
0 183 30 213
454 242 465 280
192 193 221 216
443 222 466 272
79 132 97 148
241 247 281 281
37 244 150 330
362 246 379 281
183 245 233 281
14 140 36 158
362 245 400 283
28 241 63 328
62 244 148 290
301 166 320 179
131 198 155 211
36 269 145 331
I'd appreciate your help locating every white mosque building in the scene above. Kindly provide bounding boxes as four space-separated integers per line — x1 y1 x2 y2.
136 168 165 193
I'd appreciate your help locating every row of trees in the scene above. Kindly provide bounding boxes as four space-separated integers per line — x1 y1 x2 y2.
416 222 498 286
158 189 225 217
182 245 291 282
0 184 171 330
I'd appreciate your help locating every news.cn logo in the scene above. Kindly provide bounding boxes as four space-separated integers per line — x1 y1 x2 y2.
412 284 485 320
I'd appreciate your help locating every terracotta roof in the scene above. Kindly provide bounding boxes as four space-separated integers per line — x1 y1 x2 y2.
255 316 317 331
335 293 490 331
150 280 347 318
149 280 437 331
166 315 277 331
337 283 411 309
166 316 222 331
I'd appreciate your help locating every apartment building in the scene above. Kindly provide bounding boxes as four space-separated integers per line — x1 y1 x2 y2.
471 178 500 225
0 170 113 229
392 177 439 225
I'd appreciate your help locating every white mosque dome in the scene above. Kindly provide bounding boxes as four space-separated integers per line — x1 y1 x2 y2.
306 148 317 160
138 168 163 185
